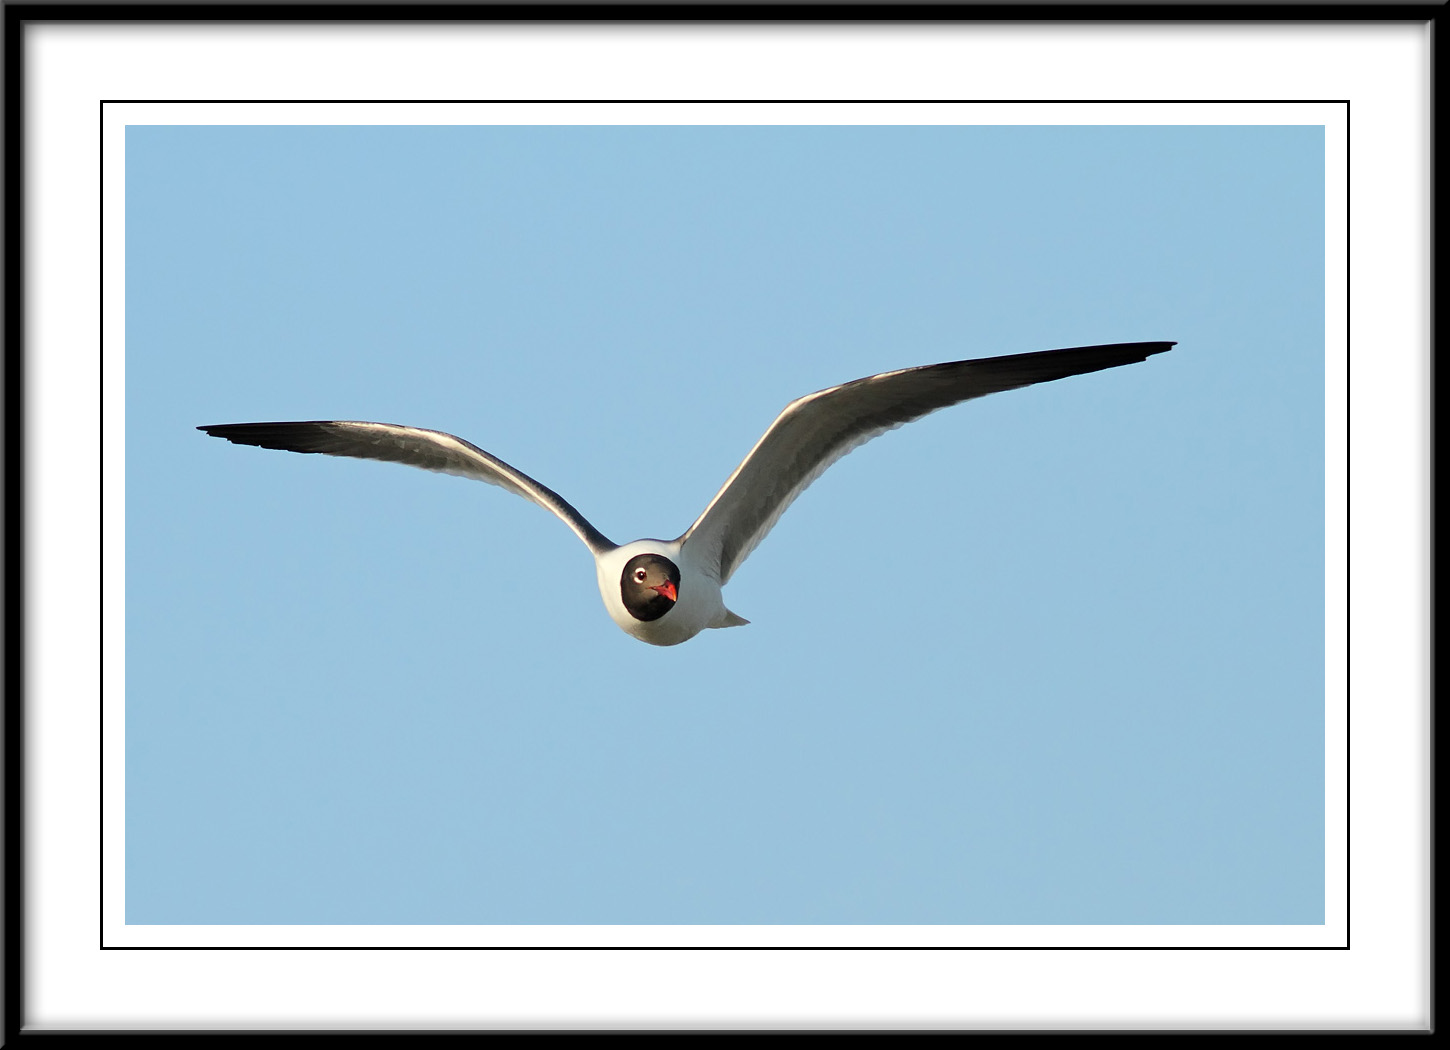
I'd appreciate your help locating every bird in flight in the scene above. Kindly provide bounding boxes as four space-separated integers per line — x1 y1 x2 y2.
201 341 1175 646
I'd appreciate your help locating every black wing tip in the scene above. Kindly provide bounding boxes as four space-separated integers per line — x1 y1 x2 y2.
197 421 342 453
199 421 332 434
946 340 1178 375
198 422 274 442
1120 340 1177 363
199 421 325 429
1074 340 1176 358
1040 340 1178 368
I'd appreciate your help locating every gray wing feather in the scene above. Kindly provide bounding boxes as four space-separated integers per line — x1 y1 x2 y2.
198 420 616 555
678 341 1176 583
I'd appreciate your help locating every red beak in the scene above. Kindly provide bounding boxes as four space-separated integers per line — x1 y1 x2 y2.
651 581 678 603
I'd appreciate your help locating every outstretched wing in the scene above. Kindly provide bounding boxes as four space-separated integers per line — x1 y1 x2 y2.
198 420 616 556
678 341 1176 584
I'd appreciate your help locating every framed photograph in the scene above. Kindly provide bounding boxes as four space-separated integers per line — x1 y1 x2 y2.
5 4 1431 1035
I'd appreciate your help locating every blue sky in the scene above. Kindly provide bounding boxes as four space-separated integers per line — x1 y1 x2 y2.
125 124 1324 925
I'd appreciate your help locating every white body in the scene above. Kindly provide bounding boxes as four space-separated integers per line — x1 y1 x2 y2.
594 539 745 647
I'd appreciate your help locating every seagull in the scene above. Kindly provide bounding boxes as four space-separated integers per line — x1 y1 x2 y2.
201 341 1175 646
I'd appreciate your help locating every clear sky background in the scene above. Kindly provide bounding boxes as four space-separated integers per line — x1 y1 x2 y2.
125 124 1323 925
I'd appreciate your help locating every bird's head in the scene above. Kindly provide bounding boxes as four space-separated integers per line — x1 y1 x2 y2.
619 553 680 622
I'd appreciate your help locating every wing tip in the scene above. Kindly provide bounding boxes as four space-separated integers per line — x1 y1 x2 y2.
197 422 270 444
1090 340 1176 360
197 421 335 452
1078 340 1177 367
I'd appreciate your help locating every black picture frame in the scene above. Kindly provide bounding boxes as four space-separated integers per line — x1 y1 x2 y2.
3 2 1434 1040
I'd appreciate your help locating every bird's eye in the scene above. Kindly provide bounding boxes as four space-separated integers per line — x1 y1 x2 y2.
634 568 647 582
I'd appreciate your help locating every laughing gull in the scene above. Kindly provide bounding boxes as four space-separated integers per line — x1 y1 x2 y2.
201 340 1174 645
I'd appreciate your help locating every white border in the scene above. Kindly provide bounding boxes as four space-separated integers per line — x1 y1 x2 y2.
24 22 1425 1030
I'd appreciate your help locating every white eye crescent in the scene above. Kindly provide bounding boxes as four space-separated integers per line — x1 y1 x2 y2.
634 568 647 582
